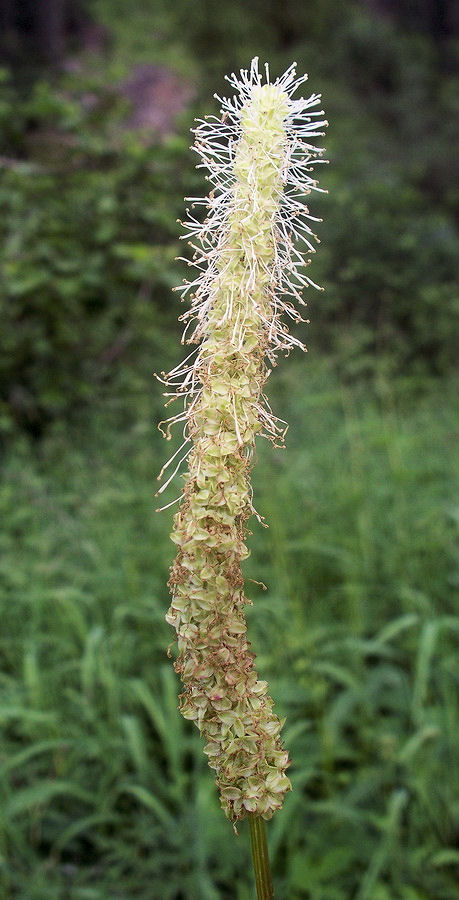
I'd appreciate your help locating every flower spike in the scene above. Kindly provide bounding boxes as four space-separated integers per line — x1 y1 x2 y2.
159 58 327 822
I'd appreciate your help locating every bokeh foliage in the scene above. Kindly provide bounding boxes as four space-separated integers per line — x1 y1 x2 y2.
0 0 458 897
1 369 458 898
0 72 191 435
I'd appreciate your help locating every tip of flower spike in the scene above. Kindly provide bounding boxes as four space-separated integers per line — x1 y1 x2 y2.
159 55 327 478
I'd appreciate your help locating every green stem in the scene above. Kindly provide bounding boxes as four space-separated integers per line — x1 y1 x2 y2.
248 814 274 900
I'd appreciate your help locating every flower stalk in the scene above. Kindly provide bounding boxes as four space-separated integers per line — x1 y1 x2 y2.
158 58 327 831
249 814 274 900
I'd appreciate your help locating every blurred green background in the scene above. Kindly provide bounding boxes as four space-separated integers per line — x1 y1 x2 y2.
0 1 458 897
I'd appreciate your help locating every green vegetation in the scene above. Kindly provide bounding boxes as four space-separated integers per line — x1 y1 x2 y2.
0 72 191 435
1 367 458 897
0 0 458 896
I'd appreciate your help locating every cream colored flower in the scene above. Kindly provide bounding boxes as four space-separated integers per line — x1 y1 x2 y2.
158 58 327 821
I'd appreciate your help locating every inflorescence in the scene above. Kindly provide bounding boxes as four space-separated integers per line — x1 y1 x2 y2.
158 58 327 822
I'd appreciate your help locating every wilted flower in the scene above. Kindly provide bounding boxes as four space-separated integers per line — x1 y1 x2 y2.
158 58 327 821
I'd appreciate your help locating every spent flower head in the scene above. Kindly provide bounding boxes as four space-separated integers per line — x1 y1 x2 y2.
158 58 327 822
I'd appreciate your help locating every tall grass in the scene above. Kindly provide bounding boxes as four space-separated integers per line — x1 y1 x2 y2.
0 362 458 898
